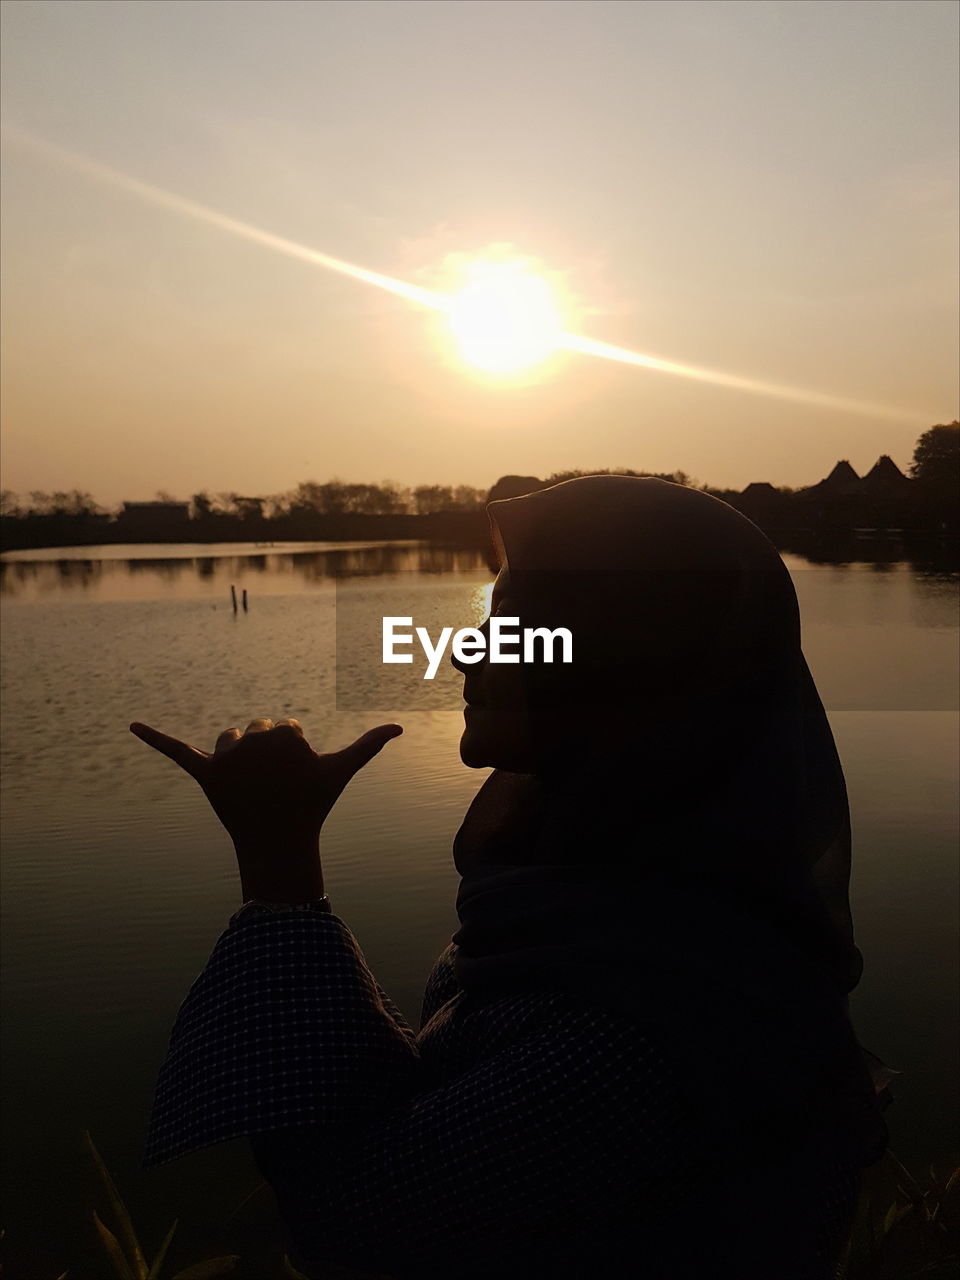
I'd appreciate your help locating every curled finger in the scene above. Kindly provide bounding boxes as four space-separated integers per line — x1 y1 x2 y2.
274 717 305 737
215 727 242 754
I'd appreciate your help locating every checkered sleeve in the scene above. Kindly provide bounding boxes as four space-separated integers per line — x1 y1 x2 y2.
143 909 421 1168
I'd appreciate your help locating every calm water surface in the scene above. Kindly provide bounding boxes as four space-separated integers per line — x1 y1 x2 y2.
1 539 957 1275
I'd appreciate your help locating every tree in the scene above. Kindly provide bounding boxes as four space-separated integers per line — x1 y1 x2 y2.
231 496 265 521
0 490 21 518
26 490 101 516
190 491 216 520
910 422 959 489
288 482 326 514
413 485 455 514
452 485 486 510
373 482 411 515
315 482 348 515
262 493 290 519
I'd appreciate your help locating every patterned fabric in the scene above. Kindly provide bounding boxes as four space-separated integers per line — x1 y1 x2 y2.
144 908 418 1166
145 908 862 1278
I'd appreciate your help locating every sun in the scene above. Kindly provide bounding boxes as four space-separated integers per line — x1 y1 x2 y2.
447 260 563 375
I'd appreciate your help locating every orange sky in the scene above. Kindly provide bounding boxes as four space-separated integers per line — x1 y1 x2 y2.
1 0 957 504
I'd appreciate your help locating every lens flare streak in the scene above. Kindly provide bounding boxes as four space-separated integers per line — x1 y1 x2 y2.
2 124 922 423
2 125 447 314
560 333 909 420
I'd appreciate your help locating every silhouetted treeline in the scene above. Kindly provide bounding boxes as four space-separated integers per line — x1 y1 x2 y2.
0 483 490 551
2 424 956 552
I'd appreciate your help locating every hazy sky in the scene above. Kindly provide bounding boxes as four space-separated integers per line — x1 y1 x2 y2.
2 0 957 504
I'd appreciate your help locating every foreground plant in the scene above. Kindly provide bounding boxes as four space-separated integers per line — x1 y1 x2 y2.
69 1132 960 1280
85 1132 238 1280
838 1151 960 1279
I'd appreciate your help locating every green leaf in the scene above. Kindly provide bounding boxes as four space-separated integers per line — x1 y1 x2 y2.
282 1256 311 1280
93 1211 136 1280
169 1257 239 1279
84 1132 149 1280
145 1220 178 1280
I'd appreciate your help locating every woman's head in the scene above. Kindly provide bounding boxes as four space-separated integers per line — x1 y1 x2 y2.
453 474 861 991
454 475 800 776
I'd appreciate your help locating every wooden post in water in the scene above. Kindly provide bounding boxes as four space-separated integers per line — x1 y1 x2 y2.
241 588 248 613
230 584 238 613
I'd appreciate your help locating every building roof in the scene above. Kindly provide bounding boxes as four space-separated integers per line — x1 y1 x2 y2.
860 455 912 494
740 481 781 497
824 460 861 488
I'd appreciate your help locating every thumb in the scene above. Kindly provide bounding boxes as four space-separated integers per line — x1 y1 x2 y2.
334 723 404 780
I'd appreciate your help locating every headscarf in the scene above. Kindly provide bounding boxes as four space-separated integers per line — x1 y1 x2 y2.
451 476 883 1163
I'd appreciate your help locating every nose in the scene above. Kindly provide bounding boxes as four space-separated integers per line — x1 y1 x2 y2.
451 616 490 676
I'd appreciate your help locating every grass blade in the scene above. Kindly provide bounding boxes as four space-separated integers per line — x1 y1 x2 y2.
84 1131 149 1280
145 1220 178 1280
93 1212 136 1280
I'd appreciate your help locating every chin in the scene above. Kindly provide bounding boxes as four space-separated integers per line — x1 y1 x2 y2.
459 727 493 769
459 713 534 771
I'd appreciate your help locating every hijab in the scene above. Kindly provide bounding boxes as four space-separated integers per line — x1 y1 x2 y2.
450 476 883 1163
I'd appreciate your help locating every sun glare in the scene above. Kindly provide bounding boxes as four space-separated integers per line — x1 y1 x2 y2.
469 581 496 626
447 261 563 375
2 126 926 421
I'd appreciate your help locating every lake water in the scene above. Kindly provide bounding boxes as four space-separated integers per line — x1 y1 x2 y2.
1 539 958 1276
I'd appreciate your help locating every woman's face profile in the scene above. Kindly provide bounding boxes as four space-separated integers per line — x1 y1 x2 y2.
453 568 535 772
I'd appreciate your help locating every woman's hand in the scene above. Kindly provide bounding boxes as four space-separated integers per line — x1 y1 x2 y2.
130 717 402 902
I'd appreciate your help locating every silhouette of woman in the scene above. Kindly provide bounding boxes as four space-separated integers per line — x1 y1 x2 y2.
134 476 886 1279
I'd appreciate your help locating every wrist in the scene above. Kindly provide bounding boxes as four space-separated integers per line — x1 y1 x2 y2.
232 895 331 926
235 837 324 903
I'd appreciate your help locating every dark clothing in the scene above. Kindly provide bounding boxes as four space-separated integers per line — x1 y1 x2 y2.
145 477 886 1276
477 478 864 996
144 906 874 1278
